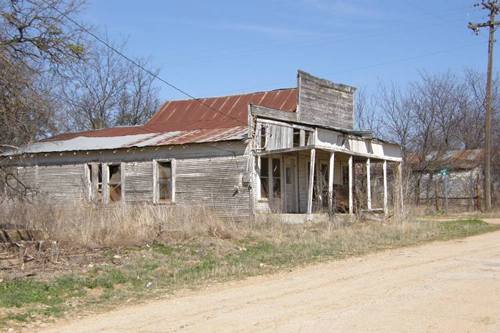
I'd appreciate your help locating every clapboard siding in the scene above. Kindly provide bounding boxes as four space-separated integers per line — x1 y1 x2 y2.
175 155 250 218
124 162 154 202
298 70 355 130
267 124 293 150
37 165 84 201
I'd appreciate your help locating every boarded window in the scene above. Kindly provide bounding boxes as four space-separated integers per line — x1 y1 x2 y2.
272 158 281 198
260 157 269 199
108 164 122 202
157 161 172 202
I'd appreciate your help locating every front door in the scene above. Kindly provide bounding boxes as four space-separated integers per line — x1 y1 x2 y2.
284 156 298 213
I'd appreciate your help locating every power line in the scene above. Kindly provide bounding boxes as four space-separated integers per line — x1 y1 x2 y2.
37 0 247 128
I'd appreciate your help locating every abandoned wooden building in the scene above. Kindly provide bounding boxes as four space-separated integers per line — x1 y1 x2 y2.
1 71 403 221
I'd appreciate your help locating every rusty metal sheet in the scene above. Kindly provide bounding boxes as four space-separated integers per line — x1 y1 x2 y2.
144 88 297 132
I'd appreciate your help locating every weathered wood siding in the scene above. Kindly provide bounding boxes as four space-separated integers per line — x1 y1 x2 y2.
124 162 154 202
298 70 355 130
4 142 252 219
176 155 250 218
15 164 85 201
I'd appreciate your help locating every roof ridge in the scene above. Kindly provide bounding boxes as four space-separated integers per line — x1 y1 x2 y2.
160 87 296 103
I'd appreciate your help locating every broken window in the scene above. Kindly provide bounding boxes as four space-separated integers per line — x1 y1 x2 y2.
156 161 173 202
286 167 292 185
304 131 311 145
97 164 103 201
342 164 349 186
260 157 269 199
260 126 267 149
108 164 122 202
86 164 93 200
272 158 281 198
293 128 300 147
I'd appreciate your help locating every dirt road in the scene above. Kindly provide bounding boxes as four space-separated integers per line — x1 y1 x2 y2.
42 229 500 333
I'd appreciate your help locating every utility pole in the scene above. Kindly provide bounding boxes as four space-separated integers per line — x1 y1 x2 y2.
468 0 500 211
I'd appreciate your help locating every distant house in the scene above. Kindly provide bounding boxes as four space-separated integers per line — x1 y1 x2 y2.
1 71 403 221
408 149 492 211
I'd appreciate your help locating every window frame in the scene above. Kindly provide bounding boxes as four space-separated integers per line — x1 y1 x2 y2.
259 157 270 201
153 159 176 204
107 163 123 203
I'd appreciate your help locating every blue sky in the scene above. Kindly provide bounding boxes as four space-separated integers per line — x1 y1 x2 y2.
82 0 493 100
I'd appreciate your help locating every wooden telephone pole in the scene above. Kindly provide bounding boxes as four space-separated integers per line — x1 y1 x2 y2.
468 0 500 211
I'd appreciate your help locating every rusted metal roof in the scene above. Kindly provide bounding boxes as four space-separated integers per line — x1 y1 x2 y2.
46 88 297 143
145 88 297 132
408 149 485 171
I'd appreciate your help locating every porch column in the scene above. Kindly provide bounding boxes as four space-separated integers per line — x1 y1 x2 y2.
366 158 371 210
348 155 353 215
328 152 335 213
383 160 388 215
398 161 404 215
307 148 316 215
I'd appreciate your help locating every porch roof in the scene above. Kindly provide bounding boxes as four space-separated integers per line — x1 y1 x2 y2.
256 144 402 162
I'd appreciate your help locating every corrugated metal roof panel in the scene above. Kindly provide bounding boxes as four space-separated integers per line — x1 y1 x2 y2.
144 88 297 132
10 127 248 155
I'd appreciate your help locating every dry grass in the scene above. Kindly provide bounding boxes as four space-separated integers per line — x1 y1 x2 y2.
1 200 499 329
0 200 248 248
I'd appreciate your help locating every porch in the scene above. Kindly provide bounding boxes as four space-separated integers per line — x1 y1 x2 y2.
254 146 403 217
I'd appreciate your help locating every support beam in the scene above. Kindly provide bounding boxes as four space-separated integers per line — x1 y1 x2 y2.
398 162 404 215
348 155 353 215
383 160 388 215
307 149 316 215
366 158 371 210
328 152 335 213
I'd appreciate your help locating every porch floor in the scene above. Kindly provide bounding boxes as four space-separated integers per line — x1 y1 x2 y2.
257 213 355 224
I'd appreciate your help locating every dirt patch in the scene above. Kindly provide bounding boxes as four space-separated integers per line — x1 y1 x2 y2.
483 218 500 225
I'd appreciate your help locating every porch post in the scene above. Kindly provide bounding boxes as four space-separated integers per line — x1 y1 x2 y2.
398 161 404 215
366 158 371 210
383 160 388 215
307 148 316 215
348 155 353 215
328 151 335 213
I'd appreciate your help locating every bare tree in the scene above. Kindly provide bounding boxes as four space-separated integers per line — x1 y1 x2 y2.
61 40 128 131
0 0 86 146
116 58 160 126
355 87 380 136
376 82 413 157
0 0 86 68
61 40 160 131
